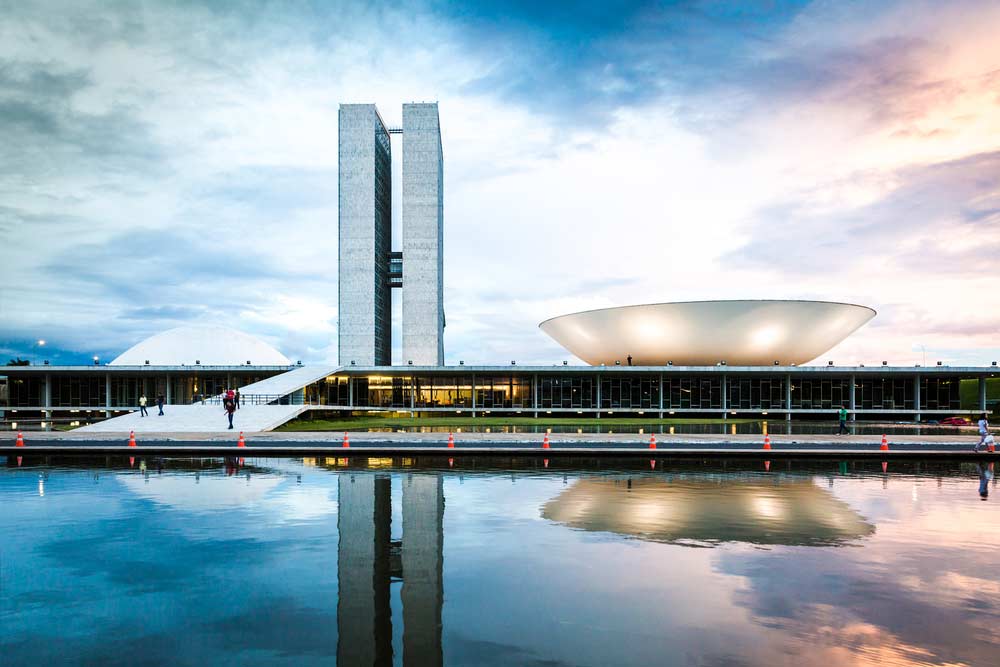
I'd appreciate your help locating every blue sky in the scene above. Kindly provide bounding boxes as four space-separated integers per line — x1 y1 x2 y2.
1 0 998 365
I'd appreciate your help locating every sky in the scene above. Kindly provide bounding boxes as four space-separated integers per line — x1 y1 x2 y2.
1 0 999 366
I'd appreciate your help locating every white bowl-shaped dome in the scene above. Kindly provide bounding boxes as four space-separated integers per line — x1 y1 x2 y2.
539 300 875 366
110 325 291 366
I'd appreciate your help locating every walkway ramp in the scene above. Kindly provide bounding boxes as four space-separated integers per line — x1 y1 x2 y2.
76 404 308 433
237 364 340 401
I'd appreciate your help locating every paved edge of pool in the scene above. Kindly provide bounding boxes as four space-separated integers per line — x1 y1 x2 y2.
3 445 999 459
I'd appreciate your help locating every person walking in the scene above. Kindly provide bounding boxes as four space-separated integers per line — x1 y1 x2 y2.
225 397 236 429
234 389 241 410
139 394 148 417
157 394 165 416
975 412 990 452
627 355 633 366
837 405 849 435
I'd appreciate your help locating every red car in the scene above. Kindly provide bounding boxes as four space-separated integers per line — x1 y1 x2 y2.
938 416 971 426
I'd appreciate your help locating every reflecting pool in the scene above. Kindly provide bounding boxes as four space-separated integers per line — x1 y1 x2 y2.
2 456 998 666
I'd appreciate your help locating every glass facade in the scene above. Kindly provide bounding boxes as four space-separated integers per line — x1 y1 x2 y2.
475 376 533 409
727 376 785 410
789 378 852 410
373 121 392 366
599 376 658 410
540 375 597 409
664 377 722 410
920 376 961 411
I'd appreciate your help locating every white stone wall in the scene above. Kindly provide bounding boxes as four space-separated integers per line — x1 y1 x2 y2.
401 103 445 365
338 104 388 365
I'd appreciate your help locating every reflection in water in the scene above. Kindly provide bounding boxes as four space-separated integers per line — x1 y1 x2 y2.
337 472 443 666
978 463 994 499
542 476 875 546
3 456 1000 667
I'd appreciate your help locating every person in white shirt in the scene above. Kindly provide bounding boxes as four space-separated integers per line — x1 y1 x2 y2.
975 413 990 452
139 394 148 417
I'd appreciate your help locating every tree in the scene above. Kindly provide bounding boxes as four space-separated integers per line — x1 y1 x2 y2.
5 358 30 366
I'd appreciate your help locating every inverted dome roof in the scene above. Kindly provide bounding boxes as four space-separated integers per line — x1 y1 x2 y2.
110 325 291 366
539 300 875 366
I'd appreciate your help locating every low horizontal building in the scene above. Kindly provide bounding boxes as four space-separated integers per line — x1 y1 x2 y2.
2 362 996 430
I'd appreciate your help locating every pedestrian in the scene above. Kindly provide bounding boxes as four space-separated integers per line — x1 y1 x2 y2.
975 412 990 452
225 397 236 429
156 394 164 416
837 405 849 435
235 389 241 410
627 354 633 366
139 394 148 417
226 388 235 404
201 392 206 405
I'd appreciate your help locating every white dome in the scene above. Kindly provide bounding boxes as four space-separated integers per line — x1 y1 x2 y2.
110 325 292 366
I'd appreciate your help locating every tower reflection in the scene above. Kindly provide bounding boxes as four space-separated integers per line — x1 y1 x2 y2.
337 472 444 666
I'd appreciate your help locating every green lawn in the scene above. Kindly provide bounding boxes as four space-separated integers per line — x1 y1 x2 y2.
276 415 762 431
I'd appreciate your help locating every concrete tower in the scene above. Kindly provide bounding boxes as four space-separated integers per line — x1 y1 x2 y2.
338 104 393 366
401 103 445 366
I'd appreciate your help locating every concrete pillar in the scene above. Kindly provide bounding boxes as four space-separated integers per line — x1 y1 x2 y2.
349 377 354 408
980 377 988 412
337 474 392 666
532 374 538 418
595 373 601 419
849 374 856 421
658 373 664 419
785 373 792 421
721 374 727 419
44 373 52 424
913 374 921 423
165 374 171 404
470 374 476 418
402 474 444 667
104 373 111 419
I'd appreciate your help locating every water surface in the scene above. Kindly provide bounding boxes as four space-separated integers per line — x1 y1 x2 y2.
2 456 998 666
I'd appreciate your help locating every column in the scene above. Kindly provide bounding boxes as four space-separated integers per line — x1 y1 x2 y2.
595 373 601 419
849 374 856 421
658 373 664 419
980 377 988 412
349 377 354 408
470 373 476 418
721 373 727 420
785 373 792 421
105 373 112 419
402 474 444 667
165 374 171 404
532 374 538 418
913 374 921 423
337 474 392 666
44 373 52 424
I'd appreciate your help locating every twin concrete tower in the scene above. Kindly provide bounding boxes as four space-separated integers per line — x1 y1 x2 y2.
338 102 445 366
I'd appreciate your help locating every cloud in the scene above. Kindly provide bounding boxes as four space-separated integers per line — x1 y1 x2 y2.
1 0 999 365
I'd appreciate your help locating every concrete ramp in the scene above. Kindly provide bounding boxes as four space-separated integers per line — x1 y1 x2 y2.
77 404 308 433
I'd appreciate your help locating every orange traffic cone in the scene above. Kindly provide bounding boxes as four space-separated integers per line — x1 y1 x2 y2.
544 458 549 468
448 457 454 468
16 455 22 467
989 441 996 454
447 432 455 448
342 432 350 448
129 456 135 468
880 434 889 451
882 461 888 473
128 430 136 447
763 435 771 450
764 460 771 472
15 431 24 447
650 459 656 470
237 431 246 448
649 434 657 450
542 433 550 449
